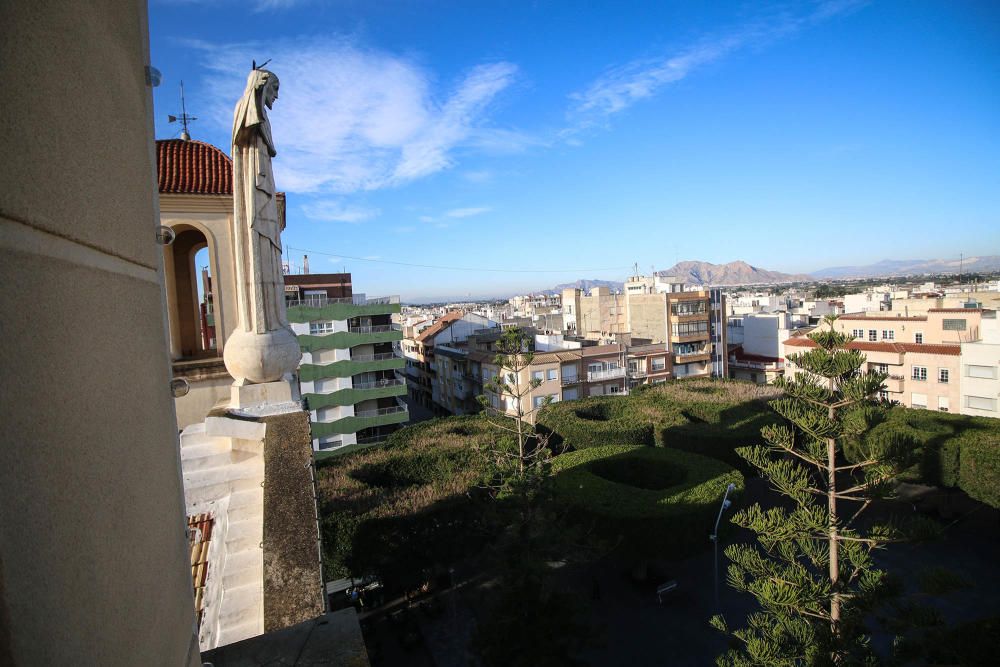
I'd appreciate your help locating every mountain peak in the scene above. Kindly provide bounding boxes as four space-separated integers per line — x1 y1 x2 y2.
659 260 810 285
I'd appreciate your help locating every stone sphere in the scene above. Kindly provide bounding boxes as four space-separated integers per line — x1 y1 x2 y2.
223 326 301 384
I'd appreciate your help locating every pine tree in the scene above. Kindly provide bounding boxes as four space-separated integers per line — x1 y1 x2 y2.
711 315 909 666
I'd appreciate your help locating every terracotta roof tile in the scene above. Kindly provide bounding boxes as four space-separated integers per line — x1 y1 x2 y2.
838 313 927 321
157 139 233 195
416 311 465 343
783 337 960 356
928 308 982 313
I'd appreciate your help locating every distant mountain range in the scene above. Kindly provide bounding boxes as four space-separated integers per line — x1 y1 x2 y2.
659 260 811 285
812 256 1000 279
540 279 625 295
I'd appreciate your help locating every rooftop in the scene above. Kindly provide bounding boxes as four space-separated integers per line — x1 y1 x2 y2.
156 139 233 195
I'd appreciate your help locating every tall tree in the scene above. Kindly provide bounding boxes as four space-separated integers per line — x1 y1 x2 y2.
477 327 554 479
712 315 909 665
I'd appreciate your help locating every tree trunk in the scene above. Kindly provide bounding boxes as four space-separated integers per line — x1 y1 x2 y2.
828 404 841 660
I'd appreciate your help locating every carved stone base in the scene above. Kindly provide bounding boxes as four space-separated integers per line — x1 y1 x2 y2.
230 378 300 410
223 326 301 384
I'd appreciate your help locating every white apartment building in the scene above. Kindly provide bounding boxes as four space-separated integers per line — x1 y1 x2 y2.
960 310 1000 417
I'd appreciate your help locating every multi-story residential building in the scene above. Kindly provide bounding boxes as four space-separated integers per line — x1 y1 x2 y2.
960 310 1000 417
835 308 984 346
727 312 796 384
401 311 498 416
784 336 961 412
562 286 629 337
474 343 628 421
286 274 408 455
626 343 673 389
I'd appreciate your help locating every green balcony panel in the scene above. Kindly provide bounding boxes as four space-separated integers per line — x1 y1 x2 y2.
298 329 402 353
304 383 406 410
288 301 400 323
311 410 409 438
300 356 404 381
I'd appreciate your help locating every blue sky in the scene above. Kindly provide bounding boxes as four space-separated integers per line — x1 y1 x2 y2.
150 1 1000 301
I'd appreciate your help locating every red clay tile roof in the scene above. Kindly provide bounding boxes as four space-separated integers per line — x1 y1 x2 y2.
416 311 465 343
784 337 960 356
838 313 927 321
157 139 233 195
187 513 214 627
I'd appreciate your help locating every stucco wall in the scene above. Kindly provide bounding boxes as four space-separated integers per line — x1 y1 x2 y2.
0 2 200 664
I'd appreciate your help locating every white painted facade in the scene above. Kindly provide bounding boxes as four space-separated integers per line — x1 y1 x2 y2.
960 312 1000 418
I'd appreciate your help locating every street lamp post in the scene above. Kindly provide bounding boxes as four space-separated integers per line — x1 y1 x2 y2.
710 482 737 610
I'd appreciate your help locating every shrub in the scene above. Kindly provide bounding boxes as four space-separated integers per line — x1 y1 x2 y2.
316 415 500 584
551 445 743 558
959 434 1000 508
536 397 654 450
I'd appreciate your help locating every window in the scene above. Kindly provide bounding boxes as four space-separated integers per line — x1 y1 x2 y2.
871 363 888 374
852 329 864 339
651 357 666 371
532 370 544 382
942 319 967 331
878 389 889 400
938 396 949 412
914 332 923 344
911 392 927 408
588 362 602 374
881 330 895 341
608 385 622 394
938 368 949 384
547 369 557 381
966 364 998 379
868 330 877 342
671 321 709 336
309 321 335 335
533 395 546 408
966 396 997 412
911 366 927 381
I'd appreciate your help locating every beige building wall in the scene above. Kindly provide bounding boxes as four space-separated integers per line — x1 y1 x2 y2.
1 2 200 665
627 293 668 343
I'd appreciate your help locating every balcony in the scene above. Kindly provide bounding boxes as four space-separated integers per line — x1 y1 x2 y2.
670 332 710 344
675 352 711 364
560 375 581 386
349 323 401 334
628 367 647 378
299 349 404 381
884 374 904 393
287 295 401 323
310 399 409 438
303 378 406 410
587 367 626 382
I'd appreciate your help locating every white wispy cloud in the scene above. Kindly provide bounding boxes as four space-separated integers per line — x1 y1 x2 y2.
445 206 492 218
565 0 867 134
462 170 493 183
300 200 380 223
191 37 518 194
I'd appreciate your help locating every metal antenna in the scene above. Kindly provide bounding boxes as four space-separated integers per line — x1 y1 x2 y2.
167 81 197 140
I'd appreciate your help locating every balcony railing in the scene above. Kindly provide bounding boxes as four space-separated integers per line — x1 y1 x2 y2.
587 367 626 382
352 378 404 391
348 324 402 334
628 368 647 378
355 403 408 419
350 351 399 363
287 295 400 308
356 435 390 446
560 375 581 386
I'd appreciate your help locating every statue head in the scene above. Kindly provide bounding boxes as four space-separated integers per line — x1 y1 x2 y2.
243 68 279 111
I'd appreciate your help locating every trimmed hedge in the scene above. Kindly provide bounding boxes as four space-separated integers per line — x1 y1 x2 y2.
536 397 654 450
316 415 500 584
551 445 744 558
851 407 1000 507
959 434 1000 508
536 379 782 470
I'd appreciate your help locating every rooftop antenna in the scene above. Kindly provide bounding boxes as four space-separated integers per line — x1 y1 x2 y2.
167 80 197 140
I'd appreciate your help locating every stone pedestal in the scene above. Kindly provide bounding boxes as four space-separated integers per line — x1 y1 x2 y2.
230 378 300 410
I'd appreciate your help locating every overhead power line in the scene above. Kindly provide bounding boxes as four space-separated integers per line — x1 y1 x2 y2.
285 246 630 274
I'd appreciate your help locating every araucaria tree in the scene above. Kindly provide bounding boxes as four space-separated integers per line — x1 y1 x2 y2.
712 315 908 665
477 327 555 480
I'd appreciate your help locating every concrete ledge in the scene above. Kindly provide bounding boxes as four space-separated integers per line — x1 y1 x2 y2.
261 410 326 632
